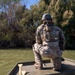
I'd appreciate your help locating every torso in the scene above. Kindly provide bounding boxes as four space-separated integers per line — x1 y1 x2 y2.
38 24 60 42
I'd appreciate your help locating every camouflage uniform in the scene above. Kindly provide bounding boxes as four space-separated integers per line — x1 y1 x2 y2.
33 14 65 70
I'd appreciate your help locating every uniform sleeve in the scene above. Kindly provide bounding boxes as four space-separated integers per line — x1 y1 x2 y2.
59 29 66 51
36 28 42 44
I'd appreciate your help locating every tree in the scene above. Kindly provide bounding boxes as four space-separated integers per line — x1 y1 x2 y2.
0 0 20 24
0 0 75 49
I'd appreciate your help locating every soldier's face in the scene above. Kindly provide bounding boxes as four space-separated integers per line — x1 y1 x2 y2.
43 19 52 25
43 19 53 27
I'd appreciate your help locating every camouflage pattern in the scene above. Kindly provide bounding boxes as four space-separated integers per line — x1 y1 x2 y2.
52 58 61 71
33 23 65 70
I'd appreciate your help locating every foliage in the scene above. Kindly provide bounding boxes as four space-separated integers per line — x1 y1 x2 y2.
0 0 75 49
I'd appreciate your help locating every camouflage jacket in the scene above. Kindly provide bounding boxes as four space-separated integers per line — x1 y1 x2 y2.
35 24 66 51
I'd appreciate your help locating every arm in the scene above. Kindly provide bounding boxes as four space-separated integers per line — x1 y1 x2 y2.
59 29 66 51
36 28 42 44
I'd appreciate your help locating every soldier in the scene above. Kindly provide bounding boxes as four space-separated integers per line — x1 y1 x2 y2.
33 13 66 71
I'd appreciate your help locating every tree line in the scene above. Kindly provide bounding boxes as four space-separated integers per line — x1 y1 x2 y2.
0 0 75 49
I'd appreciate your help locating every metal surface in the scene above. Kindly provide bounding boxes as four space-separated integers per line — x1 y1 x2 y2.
8 59 75 75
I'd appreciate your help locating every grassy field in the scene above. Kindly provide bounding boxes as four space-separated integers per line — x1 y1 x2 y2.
0 49 75 75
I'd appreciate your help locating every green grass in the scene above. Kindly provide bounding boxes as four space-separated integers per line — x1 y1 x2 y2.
0 48 34 75
63 50 75 60
0 49 75 75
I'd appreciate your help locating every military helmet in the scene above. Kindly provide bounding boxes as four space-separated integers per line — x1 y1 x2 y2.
42 13 52 21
